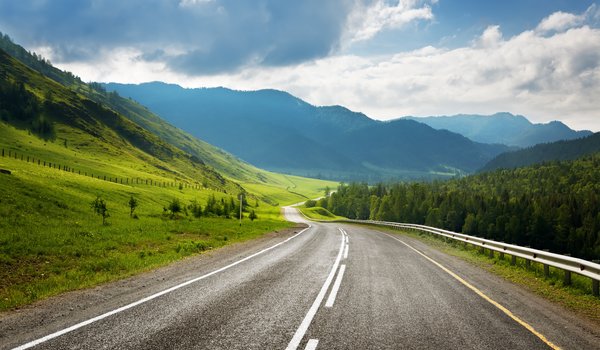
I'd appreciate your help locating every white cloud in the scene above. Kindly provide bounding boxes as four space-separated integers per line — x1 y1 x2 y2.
345 0 434 43
53 8 600 132
475 25 503 48
536 11 584 33
536 4 600 33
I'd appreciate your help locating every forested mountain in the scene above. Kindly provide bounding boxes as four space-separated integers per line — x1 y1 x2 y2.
105 82 509 181
481 132 600 171
403 113 591 147
0 32 285 185
316 153 600 260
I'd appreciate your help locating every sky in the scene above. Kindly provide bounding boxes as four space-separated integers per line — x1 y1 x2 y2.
0 0 599 131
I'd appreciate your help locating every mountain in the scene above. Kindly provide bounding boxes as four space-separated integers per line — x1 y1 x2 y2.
105 82 510 181
402 113 592 147
481 132 600 172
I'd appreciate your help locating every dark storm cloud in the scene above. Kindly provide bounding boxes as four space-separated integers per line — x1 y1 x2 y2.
0 0 354 74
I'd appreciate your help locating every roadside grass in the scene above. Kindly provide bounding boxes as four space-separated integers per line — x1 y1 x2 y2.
372 225 600 325
298 206 343 221
0 152 296 311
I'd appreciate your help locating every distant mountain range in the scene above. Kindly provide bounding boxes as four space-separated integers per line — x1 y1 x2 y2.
481 132 600 172
105 82 510 181
402 113 591 147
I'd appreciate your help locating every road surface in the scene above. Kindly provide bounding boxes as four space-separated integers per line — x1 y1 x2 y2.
1 207 599 349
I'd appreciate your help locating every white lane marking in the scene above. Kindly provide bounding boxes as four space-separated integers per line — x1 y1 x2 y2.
325 264 346 308
305 339 319 350
343 244 349 260
286 230 346 350
379 231 560 350
12 226 313 350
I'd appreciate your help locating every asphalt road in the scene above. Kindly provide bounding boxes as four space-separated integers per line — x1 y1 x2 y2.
2 207 599 349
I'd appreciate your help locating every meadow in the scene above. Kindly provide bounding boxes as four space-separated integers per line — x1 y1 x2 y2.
0 124 336 311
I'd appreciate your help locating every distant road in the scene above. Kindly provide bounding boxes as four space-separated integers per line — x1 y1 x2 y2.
2 208 599 349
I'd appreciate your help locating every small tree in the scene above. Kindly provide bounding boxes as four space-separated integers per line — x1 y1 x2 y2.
91 196 110 225
128 196 138 218
168 198 182 219
249 210 257 221
188 199 202 218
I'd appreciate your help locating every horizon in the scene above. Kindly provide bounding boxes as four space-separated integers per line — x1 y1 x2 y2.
1 1 599 131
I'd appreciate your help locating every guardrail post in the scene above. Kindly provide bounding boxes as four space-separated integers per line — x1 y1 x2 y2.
564 271 572 286
544 265 550 277
593 280 599 297
511 255 516 266
488 249 494 259
499 252 504 260
525 259 531 269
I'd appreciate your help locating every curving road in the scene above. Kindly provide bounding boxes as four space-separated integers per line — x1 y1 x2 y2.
2 207 599 349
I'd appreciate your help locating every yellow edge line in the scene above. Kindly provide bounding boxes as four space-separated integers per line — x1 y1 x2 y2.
382 231 560 350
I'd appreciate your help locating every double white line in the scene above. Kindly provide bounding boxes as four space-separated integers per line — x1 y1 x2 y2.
287 228 350 350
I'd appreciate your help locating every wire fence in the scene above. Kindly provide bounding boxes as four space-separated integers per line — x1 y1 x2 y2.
1 148 205 190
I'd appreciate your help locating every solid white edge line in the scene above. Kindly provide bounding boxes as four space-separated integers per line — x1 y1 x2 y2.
12 225 313 350
378 230 560 350
304 339 319 350
286 230 346 350
343 243 349 260
324 264 346 308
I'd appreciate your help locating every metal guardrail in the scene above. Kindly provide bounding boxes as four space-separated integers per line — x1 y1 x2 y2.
336 218 600 296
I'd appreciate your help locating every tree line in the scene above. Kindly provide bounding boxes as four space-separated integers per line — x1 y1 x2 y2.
315 154 600 260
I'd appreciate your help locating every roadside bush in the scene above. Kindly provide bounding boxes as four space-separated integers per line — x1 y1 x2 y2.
305 199 317 208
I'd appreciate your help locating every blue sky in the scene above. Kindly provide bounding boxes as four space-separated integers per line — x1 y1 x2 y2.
0 0 599 130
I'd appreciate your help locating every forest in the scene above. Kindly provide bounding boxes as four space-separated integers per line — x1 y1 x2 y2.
315 154 600 260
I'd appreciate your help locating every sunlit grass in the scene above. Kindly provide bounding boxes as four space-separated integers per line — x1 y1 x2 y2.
0 155 296 311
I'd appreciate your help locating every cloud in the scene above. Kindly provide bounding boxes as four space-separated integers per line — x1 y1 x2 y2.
161 18 597 131
536 4 599 33
0 0 355 74
345 0 435 43
536 11 584 32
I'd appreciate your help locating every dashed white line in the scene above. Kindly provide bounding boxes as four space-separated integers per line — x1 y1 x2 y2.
325 264 346 308
12 225 313 350
286 229 346 350
343 243 349 260
304 339 319 350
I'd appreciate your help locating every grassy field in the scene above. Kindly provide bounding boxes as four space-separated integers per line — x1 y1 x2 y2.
0 123 336 311
241 174 337 207
372 225 600 324
0 153 298 310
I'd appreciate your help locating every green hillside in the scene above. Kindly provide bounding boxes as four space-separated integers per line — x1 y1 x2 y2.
0 31 335 203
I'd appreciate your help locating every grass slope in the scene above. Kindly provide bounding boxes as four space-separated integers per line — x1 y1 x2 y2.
0 149 292 311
